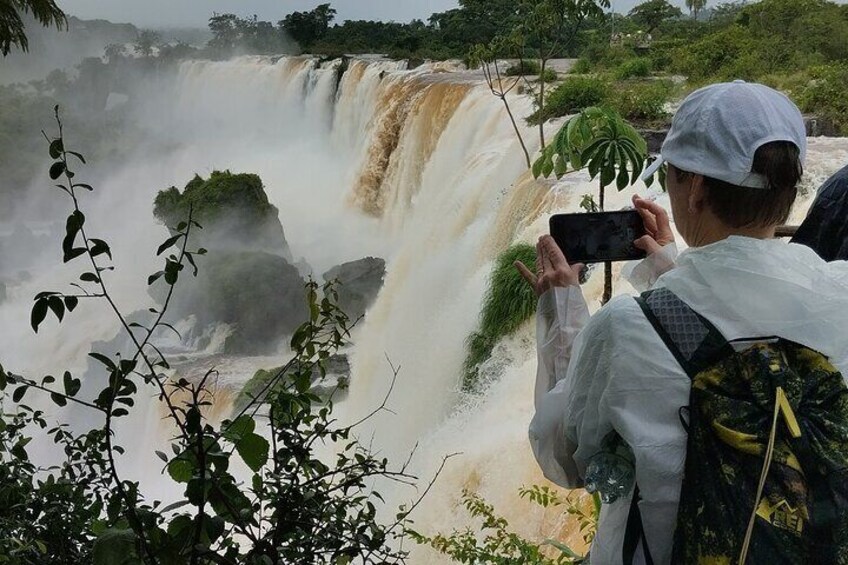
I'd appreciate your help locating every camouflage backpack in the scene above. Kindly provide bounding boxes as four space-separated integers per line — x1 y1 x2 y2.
625 287 848 564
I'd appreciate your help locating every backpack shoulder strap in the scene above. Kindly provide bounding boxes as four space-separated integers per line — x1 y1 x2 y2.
634 287 733 379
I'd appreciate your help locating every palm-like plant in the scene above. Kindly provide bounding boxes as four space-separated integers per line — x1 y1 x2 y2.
533 106 663 303
0 0 67 55
686 0 708 20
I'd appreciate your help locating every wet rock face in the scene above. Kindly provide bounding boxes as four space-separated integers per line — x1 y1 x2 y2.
322 257 386 321
161 251 307 355
151 171 307 355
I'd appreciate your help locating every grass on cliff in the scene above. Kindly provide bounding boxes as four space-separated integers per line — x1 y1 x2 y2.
463 243 538 391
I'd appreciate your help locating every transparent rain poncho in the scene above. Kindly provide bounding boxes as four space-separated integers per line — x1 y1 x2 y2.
529 236 848 564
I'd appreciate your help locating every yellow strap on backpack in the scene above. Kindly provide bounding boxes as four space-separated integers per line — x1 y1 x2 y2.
738 386 800 564
776 388 802 439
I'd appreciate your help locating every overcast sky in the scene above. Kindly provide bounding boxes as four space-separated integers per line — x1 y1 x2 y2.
55 0 712 28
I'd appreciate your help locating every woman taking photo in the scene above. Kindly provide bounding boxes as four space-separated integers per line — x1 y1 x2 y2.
519 81 848 564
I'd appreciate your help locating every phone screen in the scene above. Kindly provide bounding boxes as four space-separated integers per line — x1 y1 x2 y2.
549 211 647 264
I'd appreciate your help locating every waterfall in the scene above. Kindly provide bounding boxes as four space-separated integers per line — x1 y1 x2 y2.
1 54 847 562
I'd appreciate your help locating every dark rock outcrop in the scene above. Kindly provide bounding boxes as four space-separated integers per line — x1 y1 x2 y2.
151 171 307 355
160 251 307 355
322 257 385 321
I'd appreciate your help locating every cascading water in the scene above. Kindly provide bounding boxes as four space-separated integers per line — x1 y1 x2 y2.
2 54 847 562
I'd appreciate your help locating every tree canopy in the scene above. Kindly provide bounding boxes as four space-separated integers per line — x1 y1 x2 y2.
279 3 336 48
0 0 67 55
629 0 684 32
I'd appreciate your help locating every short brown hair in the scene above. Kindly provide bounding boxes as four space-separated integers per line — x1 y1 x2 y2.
673 141 803 229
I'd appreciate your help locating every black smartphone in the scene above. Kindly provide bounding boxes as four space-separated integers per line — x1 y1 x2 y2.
549 211 647 264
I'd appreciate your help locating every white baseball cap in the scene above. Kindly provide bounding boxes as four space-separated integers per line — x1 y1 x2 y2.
641 80 806 189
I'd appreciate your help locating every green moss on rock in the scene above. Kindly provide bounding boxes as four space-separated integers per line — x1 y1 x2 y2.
154 170 292 260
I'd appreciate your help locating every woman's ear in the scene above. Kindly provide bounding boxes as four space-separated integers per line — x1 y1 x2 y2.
688 175 707 214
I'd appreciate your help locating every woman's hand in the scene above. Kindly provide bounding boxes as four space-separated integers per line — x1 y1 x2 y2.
515 235 585 298
632 195 675 255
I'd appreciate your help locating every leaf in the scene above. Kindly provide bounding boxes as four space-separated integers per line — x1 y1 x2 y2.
616 162 630 191
580 138 607 164
601 164 615 188
168 458 194 483
553 154 568 178
64 371 81 396
13 385 27 403
204 515 225 543
147 271 164 286
92 529 141 565
49 161 66 180
111 408 129 417
159 500 191 514
155 450 168 463
236 433 269 473
64 296 79 312
166 515 193 538
63 247 87 263
185 253 198 276
224 415 255 442
49 139 64 159
67 151 86 164
90 239 112 260
73 183 94 191
31 298 49 332
541 155 554 178
531 155 544 179
51 392 67 407
157 234 182 256
89 352 117 371
47 296 65 322
80 272 101 283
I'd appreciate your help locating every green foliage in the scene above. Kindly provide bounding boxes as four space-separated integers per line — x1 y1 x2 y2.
570 57 592 74
153 171 284 251
797 64 848 135
671 0 848 82
628 0 684 33
519 486 600 549
280 3 337 48
0 0 67 55
231 354 349 413
0 109 418 564
463 244 538 390
505 59 541 76
609 79 672 123
533 106 651 191
685 0 708 19
505 60 559 83
709 1 748 27
527 76 610 125
133 30 160 57
410 490 564 564
614 57 651 80
410 486 600 564
207 13 292 56
534 106 654 303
